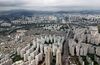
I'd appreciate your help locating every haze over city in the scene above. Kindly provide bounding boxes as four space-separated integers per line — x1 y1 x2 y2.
0 0 100 65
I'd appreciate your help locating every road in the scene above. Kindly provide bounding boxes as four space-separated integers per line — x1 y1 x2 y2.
62 23 74 65
62 39 69 65
62 29 70 65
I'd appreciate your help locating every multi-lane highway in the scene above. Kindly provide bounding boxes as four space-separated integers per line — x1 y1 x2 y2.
62 23 74 65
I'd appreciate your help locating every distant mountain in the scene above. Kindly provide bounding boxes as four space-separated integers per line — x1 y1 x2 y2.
0 10 55 21
0 9 100 21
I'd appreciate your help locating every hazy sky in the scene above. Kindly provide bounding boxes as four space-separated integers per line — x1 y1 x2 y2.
0 0 100 11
